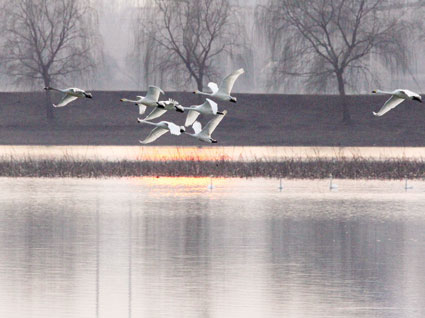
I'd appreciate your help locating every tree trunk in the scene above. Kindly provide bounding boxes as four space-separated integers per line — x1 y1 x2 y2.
196 74 204 103
43 77 55 126
196 75 203 91
336 72 351 124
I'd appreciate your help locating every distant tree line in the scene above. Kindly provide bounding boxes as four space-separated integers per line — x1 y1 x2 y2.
0 0 101 124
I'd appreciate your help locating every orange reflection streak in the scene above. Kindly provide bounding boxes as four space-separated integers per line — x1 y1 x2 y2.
128 177 232 197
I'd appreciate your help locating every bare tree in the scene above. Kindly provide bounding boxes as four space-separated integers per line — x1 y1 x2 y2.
258 0 415 123
130 0 241 91
1 0 101 124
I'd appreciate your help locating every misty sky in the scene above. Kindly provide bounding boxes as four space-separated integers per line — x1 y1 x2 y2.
1 0 423 94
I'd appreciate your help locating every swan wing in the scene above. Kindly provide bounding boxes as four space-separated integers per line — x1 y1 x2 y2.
373 96 405 116
53 94 78 107
167 122 182 136
218 68 245 95
140 127 168 144
144 107 168 120
146 86 164 102
199 98 218 114
138 105 147 115
192 121 202 134
402 89 420 98
201 110 227 137
208 82 219 94
185 110 200 127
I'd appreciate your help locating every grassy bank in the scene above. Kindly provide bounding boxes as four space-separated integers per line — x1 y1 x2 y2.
0 158 424 179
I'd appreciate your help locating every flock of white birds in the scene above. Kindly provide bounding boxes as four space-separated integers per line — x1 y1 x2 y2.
45 68 423 144
44 68 245 144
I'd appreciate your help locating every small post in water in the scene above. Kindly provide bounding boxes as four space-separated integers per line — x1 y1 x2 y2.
404 176 413 191
329 173 338 191
208 175 214 191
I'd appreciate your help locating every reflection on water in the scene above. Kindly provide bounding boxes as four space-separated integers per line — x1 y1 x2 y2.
0 178 425 318
1 145 425 161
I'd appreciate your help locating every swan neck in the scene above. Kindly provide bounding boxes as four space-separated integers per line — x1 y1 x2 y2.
46 87 62 93
196 91 211 96
376 90 392 95
122 98 138 103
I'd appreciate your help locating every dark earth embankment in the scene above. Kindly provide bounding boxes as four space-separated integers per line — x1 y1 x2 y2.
1 158 424 179
1 91 424 146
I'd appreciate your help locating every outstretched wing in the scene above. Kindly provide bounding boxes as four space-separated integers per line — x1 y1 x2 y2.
144 107 168 120
218 68 245 95
192 121 202 134
373 96 405 117
185 110 200 127
167 122 182 136
140 127 168 144
208 82 219 94
53 94 78 107
201 110 227 137
146 86 164 102
138 105 147 115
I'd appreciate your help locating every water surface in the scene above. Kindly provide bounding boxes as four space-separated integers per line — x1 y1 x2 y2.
0 178 425 318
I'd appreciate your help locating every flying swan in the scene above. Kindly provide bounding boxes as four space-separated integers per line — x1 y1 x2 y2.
137 118 185 144
193 68 245 103
185 110 227 143
372 89 422 117
120 85 165 115
183 98 225 126
44 87 93 107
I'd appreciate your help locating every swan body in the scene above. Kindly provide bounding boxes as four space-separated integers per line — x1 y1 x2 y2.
372 89 422 117
183 98 224 126
185 110 227 143
44 87 92 107
137 118 185 144
139 99 185 121
193 68 245 103
120 85 164 114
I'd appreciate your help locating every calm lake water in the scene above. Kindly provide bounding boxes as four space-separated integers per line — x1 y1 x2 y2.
1 177 425 318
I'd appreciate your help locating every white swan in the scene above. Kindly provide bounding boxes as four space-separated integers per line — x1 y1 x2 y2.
44 87 93 107
193 68 245 103
183 98 225 126
372 89 422 116
120 85 164 115
185 110 227 143
140 99 185 121
137 118 185 144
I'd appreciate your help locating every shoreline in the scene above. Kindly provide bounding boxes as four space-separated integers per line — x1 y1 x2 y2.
1 145 425 162
1 158 424 179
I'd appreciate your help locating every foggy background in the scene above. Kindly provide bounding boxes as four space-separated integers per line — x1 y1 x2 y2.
0 0 424 94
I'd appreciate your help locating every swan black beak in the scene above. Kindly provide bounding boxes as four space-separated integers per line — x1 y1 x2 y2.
413 96 422 103
211 139 218 143
217 111 225 115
